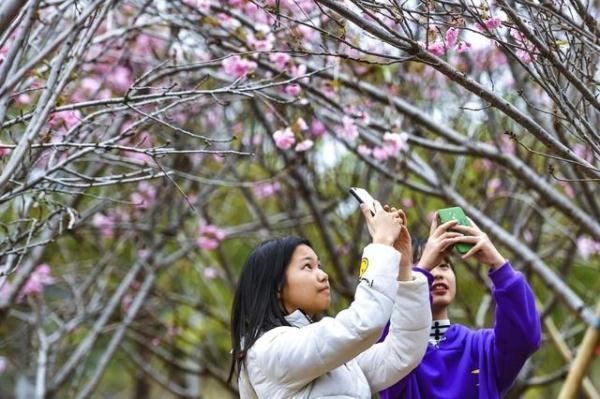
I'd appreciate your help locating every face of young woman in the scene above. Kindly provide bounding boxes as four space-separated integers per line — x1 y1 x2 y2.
280 244 330 317
430 262 456 312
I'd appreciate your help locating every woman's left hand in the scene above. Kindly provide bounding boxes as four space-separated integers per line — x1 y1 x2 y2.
384 205 412 280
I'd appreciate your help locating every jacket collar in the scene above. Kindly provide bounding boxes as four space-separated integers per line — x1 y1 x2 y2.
285 309 312 328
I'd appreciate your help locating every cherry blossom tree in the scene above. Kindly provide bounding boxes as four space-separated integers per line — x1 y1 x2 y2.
0 0 598 397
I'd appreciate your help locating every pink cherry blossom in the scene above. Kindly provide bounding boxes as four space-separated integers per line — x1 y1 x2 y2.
295 139 314 152
248 32 274 52
516 48 535 64
372 146 390 161
285 84 302 96
426 41 446 56
322 83 336 98
48 110 82 131
198 236 219 250
110 65 134 92
18 264 54 301
92 213 115 237
296 117 309 131
289 64 309 84
500 135 515 154
477 17 502 32
222 55 257 78
269 52 290 70
357 145 372 156
401 198 414 208
252 181 281 199
0 142 11 157
382 132 408 155
199 224 226 241
203 267 219 280
445 27 458 48
456 41 472 53
197 223 226 250
576 236 600 260
130 181 157 210
273 127 296 150
573 144 594 163
487 178 502 196
14 93 32 105
310 119 326 138
558 181 575 199
183 0 211 12
510 28 526 42
336 116 359 142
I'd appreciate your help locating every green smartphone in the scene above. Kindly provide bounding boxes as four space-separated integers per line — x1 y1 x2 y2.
437 206 473 255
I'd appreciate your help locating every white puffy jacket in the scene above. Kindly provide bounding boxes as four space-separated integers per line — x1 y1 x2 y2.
238 243 431 398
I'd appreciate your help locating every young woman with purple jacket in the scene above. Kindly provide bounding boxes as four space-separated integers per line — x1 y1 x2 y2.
379 214 541 399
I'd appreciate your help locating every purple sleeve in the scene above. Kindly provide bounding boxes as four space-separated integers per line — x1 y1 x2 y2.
376 267 433 397
488 261 541 393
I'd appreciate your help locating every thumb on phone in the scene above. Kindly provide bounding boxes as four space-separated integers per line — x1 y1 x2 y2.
429 212 439 236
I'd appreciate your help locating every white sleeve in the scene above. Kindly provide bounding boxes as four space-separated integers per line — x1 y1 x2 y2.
356 271 431 392
248 244 400 389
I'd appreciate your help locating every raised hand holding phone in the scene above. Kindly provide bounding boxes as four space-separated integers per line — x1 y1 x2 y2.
416 213 463 271
437 207 474 254
384 204 412 281
451 218 506 269
359 201 402 247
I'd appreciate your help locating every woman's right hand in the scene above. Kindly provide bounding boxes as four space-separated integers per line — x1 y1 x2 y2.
416 213 463 271
360 202 403 247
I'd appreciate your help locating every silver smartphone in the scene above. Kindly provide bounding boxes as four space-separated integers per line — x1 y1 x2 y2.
349 187 377 216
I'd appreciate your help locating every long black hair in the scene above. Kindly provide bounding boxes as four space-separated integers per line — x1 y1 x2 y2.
228 236 312 383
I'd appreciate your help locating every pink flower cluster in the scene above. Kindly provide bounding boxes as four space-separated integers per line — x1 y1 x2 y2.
424 27 471 56
374 133 408 161
197 223 226 250
335 116 359 142
0 142 11 157
295 139 314 152
476 17 502 32
182 0 212 12
248 31 274 52
269 52 291 70
273 128 296 150
222 55 257 78
0 264 55 304
252 181 281 199
19 264 54 301
509 27 537 64
357 133 408 162
91 208 130 238
203 267 219 280
310 119 326 138
48 110 82 132
486 178 503 197
576 237 600 260
130 181 157 210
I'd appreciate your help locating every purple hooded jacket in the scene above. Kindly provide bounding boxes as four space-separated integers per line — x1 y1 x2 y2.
379 261 541 399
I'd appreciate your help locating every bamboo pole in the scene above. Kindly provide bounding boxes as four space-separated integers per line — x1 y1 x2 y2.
544 316 599 399
558 302 600 399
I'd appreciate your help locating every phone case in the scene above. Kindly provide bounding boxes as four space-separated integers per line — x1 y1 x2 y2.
349 187 376 216
437 207 473 254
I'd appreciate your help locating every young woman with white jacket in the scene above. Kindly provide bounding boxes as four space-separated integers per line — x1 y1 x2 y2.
228 202 431 398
